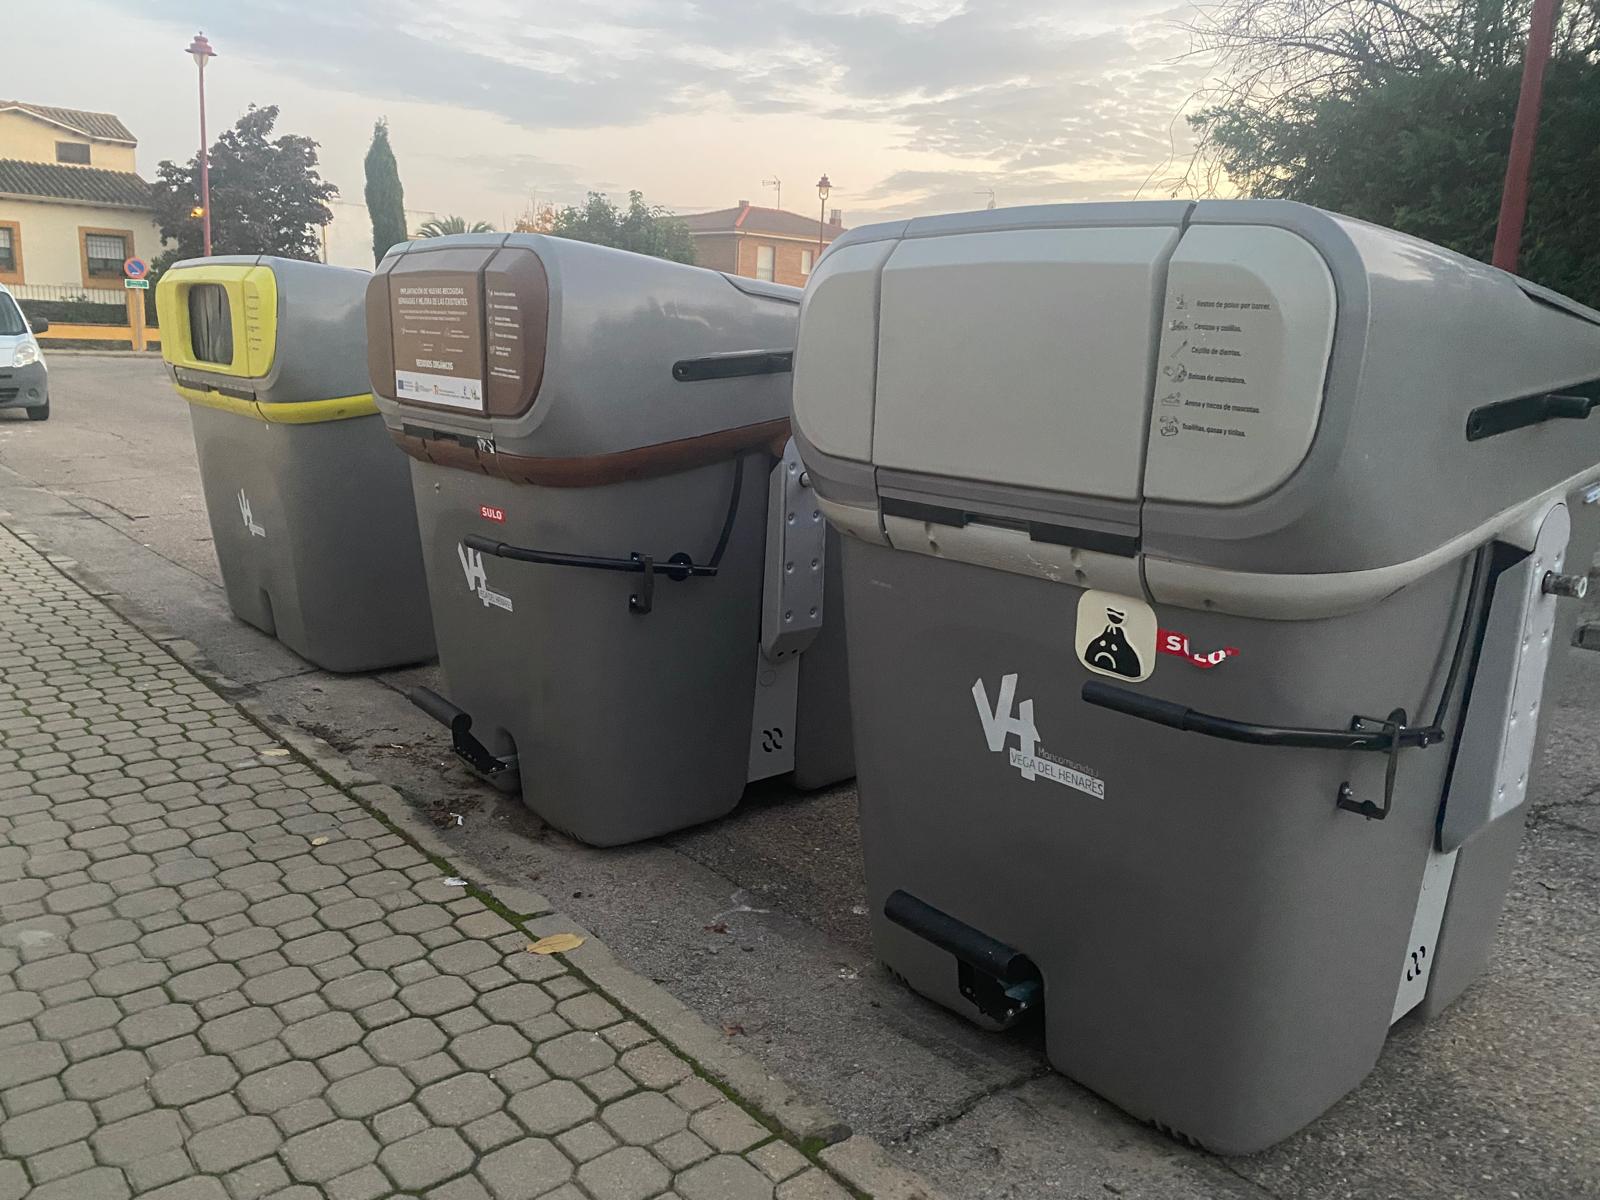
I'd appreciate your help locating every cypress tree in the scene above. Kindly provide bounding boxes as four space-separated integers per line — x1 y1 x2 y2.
364 119 407 265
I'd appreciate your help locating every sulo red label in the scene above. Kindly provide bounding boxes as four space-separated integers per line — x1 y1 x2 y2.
478 505 506 523
1158 629 1240 670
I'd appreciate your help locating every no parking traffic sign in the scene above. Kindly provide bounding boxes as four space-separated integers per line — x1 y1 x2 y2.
123 257 149 280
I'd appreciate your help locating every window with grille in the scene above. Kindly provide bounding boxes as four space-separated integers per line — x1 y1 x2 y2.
755 244 775 282
0 227 14 273
85 232 127 277
187 284 234 365
56 141 91 164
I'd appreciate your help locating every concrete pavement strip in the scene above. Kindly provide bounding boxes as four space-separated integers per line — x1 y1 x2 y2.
0 518 945 1200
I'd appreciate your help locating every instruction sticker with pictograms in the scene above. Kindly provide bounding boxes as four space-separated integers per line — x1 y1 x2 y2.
1075 590 1156 682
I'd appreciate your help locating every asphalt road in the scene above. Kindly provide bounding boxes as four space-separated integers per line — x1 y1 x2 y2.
2 353 1598 1199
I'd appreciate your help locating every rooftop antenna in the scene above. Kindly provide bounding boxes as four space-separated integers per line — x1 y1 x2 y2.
762 176 782 212
974 188 997 210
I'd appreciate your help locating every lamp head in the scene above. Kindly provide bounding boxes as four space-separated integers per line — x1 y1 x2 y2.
187 32 216 69
816 174 832 202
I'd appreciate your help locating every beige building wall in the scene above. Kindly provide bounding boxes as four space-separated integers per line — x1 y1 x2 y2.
0 197 164 294
0 111 136 171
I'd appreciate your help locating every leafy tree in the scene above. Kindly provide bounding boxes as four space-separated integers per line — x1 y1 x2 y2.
1182 1 1600 304
415 215 496 238
544 191 696 264
364 119 408 265
512 201 558 234
151 105 336 265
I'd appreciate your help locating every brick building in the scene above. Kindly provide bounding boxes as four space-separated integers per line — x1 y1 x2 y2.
681 201 845 287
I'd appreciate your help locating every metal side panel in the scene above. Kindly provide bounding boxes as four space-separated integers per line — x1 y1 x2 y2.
1391 847 1459 1023
1440 503 1571 851
750 443 827 782
749 652 800 782
761 441 827 659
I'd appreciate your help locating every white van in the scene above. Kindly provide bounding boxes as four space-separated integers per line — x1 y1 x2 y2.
0 282 49 421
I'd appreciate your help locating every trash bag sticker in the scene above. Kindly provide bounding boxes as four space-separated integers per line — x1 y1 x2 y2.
1075 590 1156 682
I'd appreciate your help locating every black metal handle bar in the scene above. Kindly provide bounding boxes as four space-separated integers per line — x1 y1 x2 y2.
460 535 715 582
1467 390 1600 441
459 455 746 615
672 349 794 382
1080 680 1442 751
884 891 1034 983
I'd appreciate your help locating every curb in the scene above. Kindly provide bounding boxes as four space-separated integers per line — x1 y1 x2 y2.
242 706 946 1199
255 712 863 1151
15 531 947 1200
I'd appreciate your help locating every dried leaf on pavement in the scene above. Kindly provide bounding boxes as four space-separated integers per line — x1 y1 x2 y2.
528 933 585 955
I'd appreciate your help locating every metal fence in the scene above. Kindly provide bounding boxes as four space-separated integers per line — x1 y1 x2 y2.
7 283 127 306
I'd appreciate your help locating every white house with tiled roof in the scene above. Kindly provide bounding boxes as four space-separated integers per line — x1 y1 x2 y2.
0 101 168 299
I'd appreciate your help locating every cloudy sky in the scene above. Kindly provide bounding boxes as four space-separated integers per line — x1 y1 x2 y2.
9 1 1209 265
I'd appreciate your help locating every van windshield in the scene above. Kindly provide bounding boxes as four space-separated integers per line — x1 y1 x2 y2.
0 295 26 337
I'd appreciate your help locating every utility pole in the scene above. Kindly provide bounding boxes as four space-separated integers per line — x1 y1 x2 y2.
816 175 831 263
1492 0 1562 272
187 33 217 256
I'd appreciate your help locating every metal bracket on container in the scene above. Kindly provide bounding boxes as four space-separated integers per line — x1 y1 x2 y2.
884 891 1042 1026
749 441 826 782
1335 709 1409 820
762 440 826 661
408 687 516 782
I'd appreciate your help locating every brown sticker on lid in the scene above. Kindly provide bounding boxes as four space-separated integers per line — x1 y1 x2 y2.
483 248 549 418
391 269 486 411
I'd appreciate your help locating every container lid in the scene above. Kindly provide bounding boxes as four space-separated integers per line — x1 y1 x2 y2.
369 235 802 469
157 256 371 407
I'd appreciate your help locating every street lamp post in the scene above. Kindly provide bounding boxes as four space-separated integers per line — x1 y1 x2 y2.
187 32 217 256
816 174 831 264
1492 0 1561 273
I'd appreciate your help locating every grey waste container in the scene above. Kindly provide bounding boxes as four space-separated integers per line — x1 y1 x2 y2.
157 256 435 673
792 199 1600 1153
366 233 854 846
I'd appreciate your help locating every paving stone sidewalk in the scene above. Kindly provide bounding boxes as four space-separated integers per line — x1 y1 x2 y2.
0 522 878 1200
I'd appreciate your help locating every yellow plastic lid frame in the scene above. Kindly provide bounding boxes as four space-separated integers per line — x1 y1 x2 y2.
157 261 279 381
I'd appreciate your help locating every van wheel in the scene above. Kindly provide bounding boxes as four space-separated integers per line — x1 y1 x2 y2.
25 402 48 421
